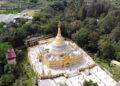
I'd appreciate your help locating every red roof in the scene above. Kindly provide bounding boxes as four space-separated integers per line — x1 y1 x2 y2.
6 48 16 59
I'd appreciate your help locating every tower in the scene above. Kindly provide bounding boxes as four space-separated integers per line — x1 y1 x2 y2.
53 22 65 47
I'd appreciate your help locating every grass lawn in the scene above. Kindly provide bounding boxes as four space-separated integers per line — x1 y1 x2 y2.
0 9 20 14
93 57 120 81
22 9 39 16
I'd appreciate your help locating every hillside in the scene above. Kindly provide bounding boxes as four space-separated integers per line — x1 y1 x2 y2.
0 0 120 10
0 0 70 10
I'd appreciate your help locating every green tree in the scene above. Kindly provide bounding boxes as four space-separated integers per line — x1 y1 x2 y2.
0 22 4 28
98 15 115 34
98 35 115 59
50 1 67 11
86 2 109 18
72 28 91 48
22 23 32 35
13 79 33 86
4 64 15 74
82 18 97 30
66 20 81 37
88 31 99 52
0 74 15 86
78 6 86 20
8 28 27 47
0 43 12 76
110 27 120 42
43 21 58 35
83 80 98 86
86 5 94 17
33 10 47 23
114 44 120 61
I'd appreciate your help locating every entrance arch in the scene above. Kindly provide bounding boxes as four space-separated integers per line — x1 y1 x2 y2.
63 61 72 68
63 54 73 68
66 63 70 67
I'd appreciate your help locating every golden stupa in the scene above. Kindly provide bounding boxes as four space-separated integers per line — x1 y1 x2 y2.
38 23 81 68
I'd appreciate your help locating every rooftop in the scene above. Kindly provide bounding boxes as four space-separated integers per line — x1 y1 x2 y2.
6 48 16 59
0 13 32 23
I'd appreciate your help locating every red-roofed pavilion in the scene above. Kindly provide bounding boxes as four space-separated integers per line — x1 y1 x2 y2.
6 48 16 64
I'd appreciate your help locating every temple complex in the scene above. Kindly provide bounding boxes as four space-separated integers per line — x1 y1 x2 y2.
37 23 82 68
28 23 118 86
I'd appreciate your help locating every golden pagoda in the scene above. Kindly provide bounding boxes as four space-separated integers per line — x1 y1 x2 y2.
48 22 68 55
38 23 82 68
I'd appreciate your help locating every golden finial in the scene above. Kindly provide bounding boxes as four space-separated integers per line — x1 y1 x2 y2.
57 22 62 37
52 22 65 46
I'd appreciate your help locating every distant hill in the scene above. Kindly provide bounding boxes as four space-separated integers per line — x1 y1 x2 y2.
0 0 71 10
0 0 119 10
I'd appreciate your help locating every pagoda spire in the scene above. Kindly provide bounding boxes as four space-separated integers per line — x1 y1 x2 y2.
52 22 65 46
57 22 62 37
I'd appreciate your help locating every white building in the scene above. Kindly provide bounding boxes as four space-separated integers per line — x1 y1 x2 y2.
0 13 32 24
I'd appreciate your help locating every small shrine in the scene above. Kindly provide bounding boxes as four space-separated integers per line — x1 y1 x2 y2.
6 48 16 65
